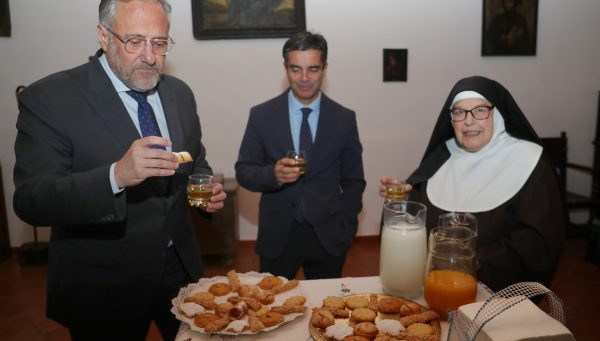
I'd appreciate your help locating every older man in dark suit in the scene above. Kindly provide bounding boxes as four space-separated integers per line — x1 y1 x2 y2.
13 1 225 340
235 32 366 280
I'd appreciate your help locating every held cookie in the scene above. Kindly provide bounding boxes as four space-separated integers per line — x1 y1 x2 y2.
174 151 193 163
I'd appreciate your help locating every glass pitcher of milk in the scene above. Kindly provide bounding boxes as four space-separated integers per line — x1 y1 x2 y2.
379 201 427 298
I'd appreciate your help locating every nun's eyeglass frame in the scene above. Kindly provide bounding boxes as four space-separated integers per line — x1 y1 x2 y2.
449 105 494 122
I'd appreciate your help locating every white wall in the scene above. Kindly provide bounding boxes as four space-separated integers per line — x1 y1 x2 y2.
1 0 599 246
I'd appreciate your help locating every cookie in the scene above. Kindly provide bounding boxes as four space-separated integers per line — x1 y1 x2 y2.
345 296 369 310
344 336 370 341
283 295 306 306
174 151 193 163
193 312 220 328
208 282 232 296
351 307 377 323
323 296 346 310
184 291 214 304
258 276 283 290
378 297 403 314
407 322 434 337
311 308 336 329
354 321 378 339
259 311 285 328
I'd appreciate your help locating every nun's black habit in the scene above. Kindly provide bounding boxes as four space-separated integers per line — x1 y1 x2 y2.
407 76 566 292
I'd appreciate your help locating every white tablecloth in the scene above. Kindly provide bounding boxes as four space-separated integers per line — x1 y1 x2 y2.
175 276 492 341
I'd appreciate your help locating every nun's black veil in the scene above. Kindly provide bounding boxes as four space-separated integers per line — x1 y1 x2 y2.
407 75 541 185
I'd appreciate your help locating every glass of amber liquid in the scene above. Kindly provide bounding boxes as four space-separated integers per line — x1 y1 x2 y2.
187 174 213 209
384 177 407 203
424 224 478 319
286 150 306 175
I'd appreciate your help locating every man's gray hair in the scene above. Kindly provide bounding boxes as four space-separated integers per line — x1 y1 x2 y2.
99 0 171 29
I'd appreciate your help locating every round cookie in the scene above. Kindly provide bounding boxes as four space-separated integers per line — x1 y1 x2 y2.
193 312 220 328
259 311 285 328
378 297 403 314
258 275 283 290
354 321 379 339
311 308 336 329
351 307 377 323
345 296 370 310
284 295 306 306
208 282 232 296
407 322 434 337
344 336 370 341
323 296 346 310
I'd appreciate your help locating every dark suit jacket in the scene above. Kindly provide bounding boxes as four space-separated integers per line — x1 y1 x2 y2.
13 53 210 327
235 90 365 258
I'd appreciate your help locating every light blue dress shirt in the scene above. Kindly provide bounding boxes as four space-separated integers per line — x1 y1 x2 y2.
288 91 321 151
99 54 172 193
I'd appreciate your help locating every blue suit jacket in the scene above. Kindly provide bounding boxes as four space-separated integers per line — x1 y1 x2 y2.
235 90 365 258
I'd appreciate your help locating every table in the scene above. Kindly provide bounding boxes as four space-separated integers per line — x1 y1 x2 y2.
175 276 492 341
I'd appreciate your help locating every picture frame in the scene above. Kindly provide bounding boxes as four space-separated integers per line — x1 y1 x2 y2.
383 49 408 82
481 0 538 56
0 0 11 37
191 0 306 40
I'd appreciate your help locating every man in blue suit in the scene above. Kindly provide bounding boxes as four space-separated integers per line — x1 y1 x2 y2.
235 32 366 279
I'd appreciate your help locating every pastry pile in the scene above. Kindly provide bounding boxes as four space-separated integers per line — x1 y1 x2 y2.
178 270 307 334
310 294 440 341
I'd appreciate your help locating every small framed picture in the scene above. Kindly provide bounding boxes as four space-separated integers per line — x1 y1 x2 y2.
191 0 306 40
0 0 11 37
383 49 407 82
481 0 538 56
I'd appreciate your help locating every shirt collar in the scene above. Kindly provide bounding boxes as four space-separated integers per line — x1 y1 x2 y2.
288 90 321 114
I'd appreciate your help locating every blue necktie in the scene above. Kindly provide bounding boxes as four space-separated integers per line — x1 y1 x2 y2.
299 107 313 159
296 107 313 222
126 90 165 150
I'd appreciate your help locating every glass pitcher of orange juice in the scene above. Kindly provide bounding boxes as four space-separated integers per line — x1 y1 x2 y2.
424 224 477 319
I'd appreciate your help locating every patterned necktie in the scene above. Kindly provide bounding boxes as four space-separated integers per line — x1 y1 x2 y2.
126 90 165 150
296 107 313 223
299 107 313 158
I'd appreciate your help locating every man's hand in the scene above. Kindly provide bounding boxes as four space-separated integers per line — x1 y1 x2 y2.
114 136 178 188
203 182 227 213
275 157 302 184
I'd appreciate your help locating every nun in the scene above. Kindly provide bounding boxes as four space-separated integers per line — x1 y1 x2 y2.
380 75 566 292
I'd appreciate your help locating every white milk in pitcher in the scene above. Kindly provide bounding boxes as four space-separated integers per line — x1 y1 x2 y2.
379 221 427 298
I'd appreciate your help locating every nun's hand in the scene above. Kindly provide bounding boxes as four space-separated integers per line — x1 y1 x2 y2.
379 176 412 198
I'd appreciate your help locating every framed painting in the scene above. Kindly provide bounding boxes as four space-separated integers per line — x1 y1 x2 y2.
482 0 538 56
383 49 407 82
0 0 11 37
191 0 306 40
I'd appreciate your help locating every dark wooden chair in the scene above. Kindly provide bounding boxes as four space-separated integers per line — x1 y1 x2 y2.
540 132 598 233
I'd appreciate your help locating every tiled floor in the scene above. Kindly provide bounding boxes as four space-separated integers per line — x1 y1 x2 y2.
0 236 596 340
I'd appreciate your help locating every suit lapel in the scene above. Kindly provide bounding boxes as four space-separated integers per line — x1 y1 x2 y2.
273 90 295 152
158 79 185 153
311 94 337 168
85 60 140 154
